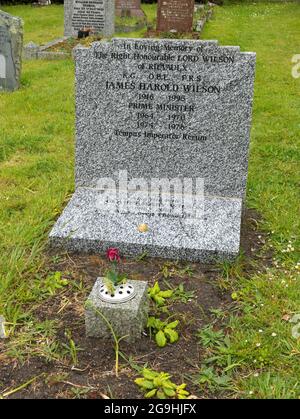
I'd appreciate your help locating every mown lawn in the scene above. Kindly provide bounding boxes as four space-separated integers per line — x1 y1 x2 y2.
1 4 64 44
1 4 157 43
0 2 299 399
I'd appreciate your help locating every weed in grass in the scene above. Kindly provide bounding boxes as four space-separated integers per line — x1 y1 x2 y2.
160 262 193 279
163 281 196 304
192 366 233 393
43 271 69 296
45 373 69 386
196 325 225 348
70 386 91 399
5 319 63 364
209 308 227 321
62 330 82 367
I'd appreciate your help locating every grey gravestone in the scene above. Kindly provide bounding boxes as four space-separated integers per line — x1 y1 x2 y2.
50 38 256 262
85 279 148 342
0 10 23 92
64 0 115 37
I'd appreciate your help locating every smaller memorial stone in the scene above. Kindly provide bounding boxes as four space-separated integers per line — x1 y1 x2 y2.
115 0 144 18
85 279 148 342
157 0 195 33
64 0 115 37
0 10 23 91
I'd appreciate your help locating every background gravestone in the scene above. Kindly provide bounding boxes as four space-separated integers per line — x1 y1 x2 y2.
116 0 144 18
64 0 115 37
50 38 256 262
157 0 195 33
0 10 23 92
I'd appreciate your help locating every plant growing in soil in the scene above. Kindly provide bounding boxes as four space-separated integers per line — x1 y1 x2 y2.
85 302 128 378
148 282 173 307
104 248 127 293
163 281 196 304
135 369 190 399
147 317 179 347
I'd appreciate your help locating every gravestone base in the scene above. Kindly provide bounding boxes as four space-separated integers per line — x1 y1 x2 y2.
85 279 148 342
50 188 242 262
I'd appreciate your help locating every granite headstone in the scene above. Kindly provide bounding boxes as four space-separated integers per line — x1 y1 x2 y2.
157 0 195 33
0 10 23 92
64 0 115 37
116 0 144 18
50 38 256 262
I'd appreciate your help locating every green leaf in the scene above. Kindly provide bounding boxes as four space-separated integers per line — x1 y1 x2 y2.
153 295 165 306
152 282 160 295
134 378 145 387
159 290 173 298
147 317 157 328
163 387 176 397
140 380 155 390
155 330 167 347
178 390 190 396
153 377 162 387
145 389 157 398
115 273 127 285
154 318 165 330
163 380 177 390
164 328 179 344
143 369 157 380
167 320 179 329
157 390 167 399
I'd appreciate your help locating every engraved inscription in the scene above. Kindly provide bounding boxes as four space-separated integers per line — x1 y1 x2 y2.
93 40 236 143
72 0 105 31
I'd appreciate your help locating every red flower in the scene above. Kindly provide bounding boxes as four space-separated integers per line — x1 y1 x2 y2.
106 248 120 262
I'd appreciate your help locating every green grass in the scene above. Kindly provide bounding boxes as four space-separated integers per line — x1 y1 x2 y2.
0 2 300 398
198 2 300 398
0 59 75 322
1 5 64 44
202 2 300 243
1 4 157 44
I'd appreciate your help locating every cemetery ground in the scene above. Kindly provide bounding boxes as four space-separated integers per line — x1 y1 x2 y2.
0 2 299 399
